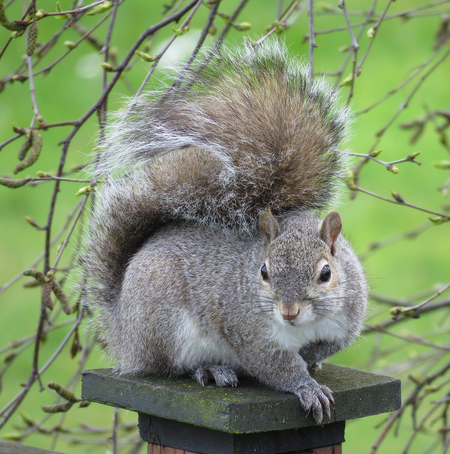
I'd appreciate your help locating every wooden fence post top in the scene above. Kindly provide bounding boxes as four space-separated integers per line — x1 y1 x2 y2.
0 440 64 454
81 363 401 434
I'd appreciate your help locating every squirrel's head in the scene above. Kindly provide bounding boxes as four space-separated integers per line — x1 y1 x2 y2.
258 210 345 326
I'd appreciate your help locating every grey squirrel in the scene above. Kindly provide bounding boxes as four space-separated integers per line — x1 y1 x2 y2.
83 40 367 424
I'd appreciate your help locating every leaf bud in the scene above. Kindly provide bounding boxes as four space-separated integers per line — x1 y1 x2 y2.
86 1 113 16
429 216 450 225
275 21 286 36
11 30 25 38
339 73 354 87
100 62 114 72
386 165 399 174
319 3 334 11
25 216 38 228
64 41 76 49
135 50 156 62
433 161 450 170
344 170 356 189
238 22 252 31
369 149 382 157
389 307 401 316
217 12 230 23
424 386 437 393
391 190 404 203
75 185 93 196
407 151 421 160
172 26 189 36
13 124 26 134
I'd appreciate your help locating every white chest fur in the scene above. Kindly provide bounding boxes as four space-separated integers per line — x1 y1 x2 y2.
270 312 347 352
174 311 240 370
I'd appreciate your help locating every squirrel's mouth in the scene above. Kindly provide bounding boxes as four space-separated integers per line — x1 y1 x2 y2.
277 303 317 327
279 302 301 321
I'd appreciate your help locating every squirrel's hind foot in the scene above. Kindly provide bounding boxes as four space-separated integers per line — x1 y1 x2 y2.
193 365 239 388
307 361 322 372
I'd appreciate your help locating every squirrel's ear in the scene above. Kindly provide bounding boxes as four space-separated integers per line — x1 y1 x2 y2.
320 211 342 256
259 210 279 243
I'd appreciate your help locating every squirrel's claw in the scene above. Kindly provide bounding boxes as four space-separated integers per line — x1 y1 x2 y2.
193 365 239 388
317 385 334 422
297 383 334 424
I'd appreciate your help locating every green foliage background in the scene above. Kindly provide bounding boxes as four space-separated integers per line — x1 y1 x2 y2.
0 0 449 452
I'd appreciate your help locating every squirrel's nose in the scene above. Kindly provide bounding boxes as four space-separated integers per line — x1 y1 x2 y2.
280 303 300 321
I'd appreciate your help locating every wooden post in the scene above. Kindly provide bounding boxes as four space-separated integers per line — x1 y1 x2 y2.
0 440 64 453
82 363 401 454
147 448 341 454
146 444 342 454
147 448 342 454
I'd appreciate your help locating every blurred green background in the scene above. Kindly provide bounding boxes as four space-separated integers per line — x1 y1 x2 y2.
0 0 449 452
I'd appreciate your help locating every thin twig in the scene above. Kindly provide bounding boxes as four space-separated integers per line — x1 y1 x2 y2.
358 36 450 115
51 196 88 271
308 0 316 85
335 0 377 83
392 282 450 319
348 184 450 220
375 44 450 140
215 0 250 46
99 0 204 148
0 199 83 296
364 299 450 332
112 407 119 454
169 0 221 90
338 0 359 103
356 0 393 74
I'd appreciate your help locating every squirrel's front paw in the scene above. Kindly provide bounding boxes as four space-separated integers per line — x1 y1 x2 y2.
296 382 334 424
193 365 239 387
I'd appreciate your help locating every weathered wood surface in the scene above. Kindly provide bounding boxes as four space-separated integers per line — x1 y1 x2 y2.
0 440 63 453
82 363 401 433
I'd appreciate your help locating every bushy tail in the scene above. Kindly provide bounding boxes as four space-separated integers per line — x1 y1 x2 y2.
83 39 352 314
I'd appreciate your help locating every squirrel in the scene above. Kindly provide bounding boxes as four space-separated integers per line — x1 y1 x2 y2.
82 40 368 424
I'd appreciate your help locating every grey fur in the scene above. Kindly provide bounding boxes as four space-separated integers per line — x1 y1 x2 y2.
82 40 367 424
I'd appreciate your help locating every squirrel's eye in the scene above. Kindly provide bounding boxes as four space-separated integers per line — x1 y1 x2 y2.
261 264 269 281
319 264 331 283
